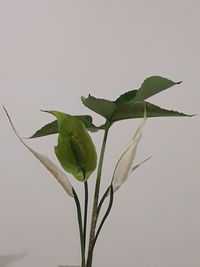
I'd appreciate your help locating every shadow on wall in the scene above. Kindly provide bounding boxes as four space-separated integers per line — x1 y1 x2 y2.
0 251 27 266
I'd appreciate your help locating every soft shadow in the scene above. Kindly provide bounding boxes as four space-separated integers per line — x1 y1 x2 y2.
0 251 27 266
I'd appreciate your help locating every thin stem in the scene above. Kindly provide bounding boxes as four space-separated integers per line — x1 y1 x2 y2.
87 125 110 267
73 189 85 267
90 185 114 253
83 181 88 252
97 186 110 217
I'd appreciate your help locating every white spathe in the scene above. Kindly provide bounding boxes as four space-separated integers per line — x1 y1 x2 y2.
4 107 74 198
112 113 148 192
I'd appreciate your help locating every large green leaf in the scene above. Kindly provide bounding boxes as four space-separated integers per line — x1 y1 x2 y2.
30 114 101 138
115 76 181 105
46 111 97 181
81 76 185 123
111 101 192 122
81 95 117 120
135 76 182 101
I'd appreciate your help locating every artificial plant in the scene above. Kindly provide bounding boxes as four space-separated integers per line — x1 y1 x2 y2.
4 76 192 267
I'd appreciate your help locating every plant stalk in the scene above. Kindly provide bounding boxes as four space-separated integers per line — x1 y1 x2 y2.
83 181 88 252
90 185 114 254
73 189 86 267
86 125 110 267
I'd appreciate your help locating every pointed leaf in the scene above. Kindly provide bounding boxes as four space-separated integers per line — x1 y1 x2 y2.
31 120 58 138
111 101 191 122
134 76 182 101
46 111 97 181
30 114 101 138
3 107 74 197
112 115 147 192
114 76 181 106
81 95 117 120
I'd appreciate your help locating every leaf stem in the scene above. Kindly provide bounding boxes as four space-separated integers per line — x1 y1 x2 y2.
90 185 114 253
73 188 86 267
87 124 110 267
97 186 110 216
83 181 88 252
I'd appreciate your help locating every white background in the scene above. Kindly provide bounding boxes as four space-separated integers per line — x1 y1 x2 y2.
0 1 199 266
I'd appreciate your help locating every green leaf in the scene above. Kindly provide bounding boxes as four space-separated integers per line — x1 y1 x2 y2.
30 114 101 138
31 120 58 138
114 76 181 106
111 101 191 122
81 95 117 120
134 76 182 101
115 90 138 105
76 115 101 132
46 111 97 181
81 76 192 124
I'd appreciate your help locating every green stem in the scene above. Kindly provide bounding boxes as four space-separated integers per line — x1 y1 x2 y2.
87 125 110 267
73 189 85 267
90 185 114 253
97 186 110 217
83 181 88 252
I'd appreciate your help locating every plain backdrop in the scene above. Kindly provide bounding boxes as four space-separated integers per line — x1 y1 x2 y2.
0 1 199 267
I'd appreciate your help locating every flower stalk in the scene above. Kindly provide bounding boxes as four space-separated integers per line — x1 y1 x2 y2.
83 181 88 252
73 189 86 267
86 123 110 267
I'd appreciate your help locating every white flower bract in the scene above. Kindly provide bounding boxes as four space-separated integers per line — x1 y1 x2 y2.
112 110 148 192
4 107 74 197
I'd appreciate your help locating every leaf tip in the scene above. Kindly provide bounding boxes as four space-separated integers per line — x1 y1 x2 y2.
188 113 198 117
2 105 8 115
81 96 86 104
177 81 183 85
3 105 12 124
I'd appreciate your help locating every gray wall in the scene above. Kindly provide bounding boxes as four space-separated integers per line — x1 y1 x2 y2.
0 1 199 267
